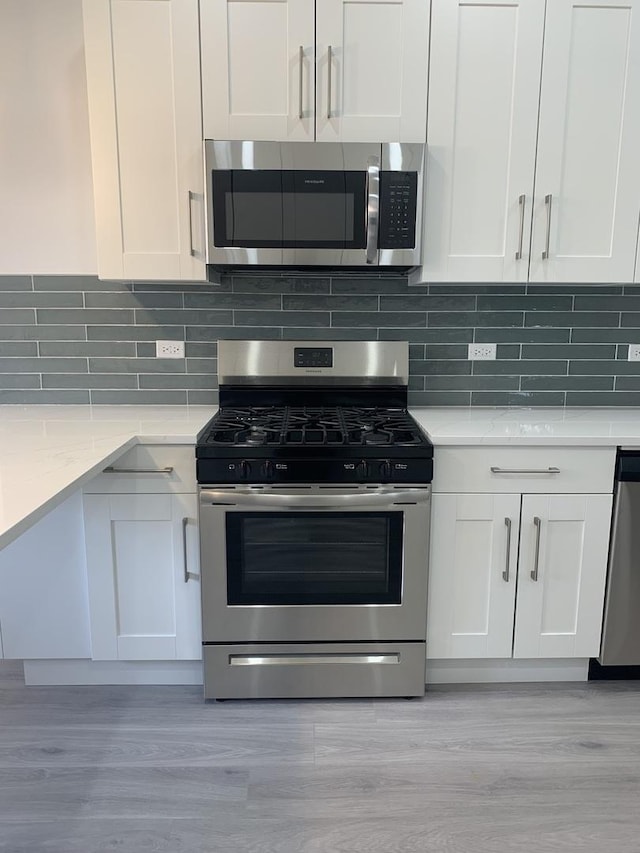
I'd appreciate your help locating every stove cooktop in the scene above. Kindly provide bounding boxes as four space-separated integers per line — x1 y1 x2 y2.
199 406 428 449
196 405 433 484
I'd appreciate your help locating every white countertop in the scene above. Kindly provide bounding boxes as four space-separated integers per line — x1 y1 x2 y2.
2 404 640 550
0 405 215 549
412 407 640 447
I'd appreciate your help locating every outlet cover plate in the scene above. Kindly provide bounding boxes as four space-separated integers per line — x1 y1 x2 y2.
628 344 640 361
156 340 185 359
468 343 497 361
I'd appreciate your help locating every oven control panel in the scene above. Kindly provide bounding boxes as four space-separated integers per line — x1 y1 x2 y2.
197 456 433 485
294 347 333 368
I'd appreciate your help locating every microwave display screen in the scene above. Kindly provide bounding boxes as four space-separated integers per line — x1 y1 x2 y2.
213 170 366 249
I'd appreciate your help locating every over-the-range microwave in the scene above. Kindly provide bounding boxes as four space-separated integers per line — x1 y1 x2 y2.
204 140 424 272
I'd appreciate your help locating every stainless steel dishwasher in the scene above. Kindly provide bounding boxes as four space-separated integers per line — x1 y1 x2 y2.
599 451 640 665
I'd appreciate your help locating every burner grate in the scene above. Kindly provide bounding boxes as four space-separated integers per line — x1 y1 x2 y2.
201 405 424 447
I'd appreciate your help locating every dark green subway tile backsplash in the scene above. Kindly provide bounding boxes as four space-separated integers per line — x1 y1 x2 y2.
1 274 640 406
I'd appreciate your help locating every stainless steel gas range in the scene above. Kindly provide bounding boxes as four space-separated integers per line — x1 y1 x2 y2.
195 340 433 700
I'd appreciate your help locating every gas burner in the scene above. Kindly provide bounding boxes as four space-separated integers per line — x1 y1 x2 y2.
203 407 285 446
341 407 423 447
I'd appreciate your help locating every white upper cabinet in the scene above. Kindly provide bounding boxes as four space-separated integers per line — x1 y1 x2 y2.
529 0 640 282
424 0 640 283
83 0 206 281
201 0 315 141
513 494 613 659
424 0 545 281
315 0 429 142
201 0 429 142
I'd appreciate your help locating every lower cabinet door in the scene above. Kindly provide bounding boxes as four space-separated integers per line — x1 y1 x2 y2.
427 493 520 658
84 492 201 661
514 493 613 658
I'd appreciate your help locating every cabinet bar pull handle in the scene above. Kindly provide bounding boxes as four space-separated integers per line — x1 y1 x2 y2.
188 190 195 257
531 516 542 581
327 45 333 119
182 516 190 583
542 193 552 259
298 45 304 119
103 466 174 475
490 466 560 475
503 517 512 582
515 194 526 260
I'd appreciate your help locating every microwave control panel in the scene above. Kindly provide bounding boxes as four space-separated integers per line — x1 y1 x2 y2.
378 172 418 250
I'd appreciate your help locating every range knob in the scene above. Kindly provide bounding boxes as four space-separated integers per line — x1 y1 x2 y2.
379 461 392 480
261 460 274 479
238 460 251 479
356 460 369 480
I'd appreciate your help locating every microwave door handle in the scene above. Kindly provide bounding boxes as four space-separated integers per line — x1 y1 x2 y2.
365 156 380 264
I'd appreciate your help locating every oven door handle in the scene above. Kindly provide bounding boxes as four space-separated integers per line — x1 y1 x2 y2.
199 488 430 509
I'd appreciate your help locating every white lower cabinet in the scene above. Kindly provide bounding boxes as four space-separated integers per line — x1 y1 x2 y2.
514 494 613 659
0 492 91 660
427 494 520 659
83 492 201 661
428 492 613 660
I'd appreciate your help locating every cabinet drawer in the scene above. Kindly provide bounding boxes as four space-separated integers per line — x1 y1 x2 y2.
432 446 615 494
84 445 196 494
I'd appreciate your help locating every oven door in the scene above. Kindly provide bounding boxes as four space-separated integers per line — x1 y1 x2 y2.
199 485 431 643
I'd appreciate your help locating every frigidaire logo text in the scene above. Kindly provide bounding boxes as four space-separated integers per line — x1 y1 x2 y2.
304 179 325 184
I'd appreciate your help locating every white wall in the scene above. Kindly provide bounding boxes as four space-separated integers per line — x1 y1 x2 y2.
0 0 98 274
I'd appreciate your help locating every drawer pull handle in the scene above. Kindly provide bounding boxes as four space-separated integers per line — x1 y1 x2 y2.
490 467 560 475
531 516 542 581
230 654 400 667
503 517 512 583
103 466 174 475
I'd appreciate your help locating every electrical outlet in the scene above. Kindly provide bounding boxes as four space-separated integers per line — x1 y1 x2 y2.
156 340 185 359
468 343 497 361
628 344 640 361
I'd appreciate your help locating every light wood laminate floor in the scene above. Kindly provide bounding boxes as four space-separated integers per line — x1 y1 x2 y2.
1 661 639 852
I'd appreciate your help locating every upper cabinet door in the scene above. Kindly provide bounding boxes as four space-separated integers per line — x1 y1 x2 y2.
83 0 206 281
315 0 429 142
201 0 315 141
423 0 545 282
514 494 613 659
530 0 640 282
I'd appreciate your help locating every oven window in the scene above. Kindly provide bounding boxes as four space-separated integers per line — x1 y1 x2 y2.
226 512 403 605
212 170 366 249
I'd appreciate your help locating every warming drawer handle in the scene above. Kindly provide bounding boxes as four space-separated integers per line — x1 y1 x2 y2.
199 488 430 508
229 654 400 666
103 466 174 475
490 466 560 475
